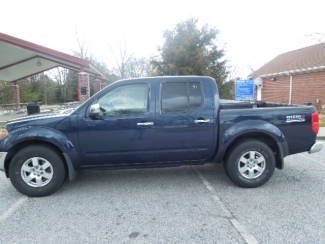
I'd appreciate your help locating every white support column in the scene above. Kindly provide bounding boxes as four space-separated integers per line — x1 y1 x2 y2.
256 86 262 101
254 77 263 101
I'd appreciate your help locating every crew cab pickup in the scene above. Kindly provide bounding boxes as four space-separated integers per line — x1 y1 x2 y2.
0 76 323 196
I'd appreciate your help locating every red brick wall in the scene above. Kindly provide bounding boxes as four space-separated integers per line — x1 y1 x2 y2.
262 71 325 109
91 79 102 95
291 72 325 106
262 76 290 103
11 81 20 107
78 72 90 103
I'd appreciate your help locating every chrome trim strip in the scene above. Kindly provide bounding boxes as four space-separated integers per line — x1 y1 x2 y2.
137 122 154 126
194 119 211 124
0 152 8 171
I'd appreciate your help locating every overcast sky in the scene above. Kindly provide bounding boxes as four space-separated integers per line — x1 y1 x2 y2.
1 0 325 78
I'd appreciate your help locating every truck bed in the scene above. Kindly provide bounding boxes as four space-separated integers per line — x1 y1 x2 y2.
219 100 317 156
219 99 301 110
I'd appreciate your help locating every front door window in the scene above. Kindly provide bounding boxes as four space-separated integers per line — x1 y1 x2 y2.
97 83 149 117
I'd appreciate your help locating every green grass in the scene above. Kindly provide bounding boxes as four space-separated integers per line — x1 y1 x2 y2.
320 121 325 127
320 113 325 127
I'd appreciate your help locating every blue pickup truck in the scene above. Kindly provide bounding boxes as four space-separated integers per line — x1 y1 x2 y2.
0 76 323 196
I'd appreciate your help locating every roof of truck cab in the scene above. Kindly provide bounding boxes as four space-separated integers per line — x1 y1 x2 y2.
116 76 216 83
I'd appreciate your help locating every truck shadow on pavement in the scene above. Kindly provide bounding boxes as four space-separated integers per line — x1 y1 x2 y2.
62 164 230 194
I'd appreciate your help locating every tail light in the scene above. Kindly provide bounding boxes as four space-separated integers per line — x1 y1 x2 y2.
311 112 320 134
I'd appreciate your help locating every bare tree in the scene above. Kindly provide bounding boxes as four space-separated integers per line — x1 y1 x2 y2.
53 67 69 102
109 41 151 78
124 57 152 78
112 42 133 78
53 68 68 85
74 28 88 59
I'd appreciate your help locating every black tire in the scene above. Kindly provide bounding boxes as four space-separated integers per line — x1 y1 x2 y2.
9 145 66 197
224 140 275 188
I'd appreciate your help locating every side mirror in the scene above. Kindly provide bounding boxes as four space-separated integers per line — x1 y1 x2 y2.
89 103 102 119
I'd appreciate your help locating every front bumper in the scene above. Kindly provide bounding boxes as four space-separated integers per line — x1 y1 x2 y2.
0 152 7 171
309 142 324 154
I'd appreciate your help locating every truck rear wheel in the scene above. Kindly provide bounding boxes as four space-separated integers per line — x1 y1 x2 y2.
9 145 66 197
225 140 275 188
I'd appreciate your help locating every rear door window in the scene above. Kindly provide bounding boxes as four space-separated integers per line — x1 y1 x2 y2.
161 82 188 113
188 81 203 110
161 81 202 113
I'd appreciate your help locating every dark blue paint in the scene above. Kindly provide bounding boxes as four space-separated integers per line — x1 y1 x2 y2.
0 76 317 177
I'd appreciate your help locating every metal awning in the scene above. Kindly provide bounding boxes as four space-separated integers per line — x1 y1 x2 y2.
0 32 104 82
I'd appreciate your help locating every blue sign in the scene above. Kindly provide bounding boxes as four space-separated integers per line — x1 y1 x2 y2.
235 79 255 101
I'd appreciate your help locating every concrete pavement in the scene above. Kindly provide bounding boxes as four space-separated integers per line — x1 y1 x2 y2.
0 148 325 243
318 127 325 140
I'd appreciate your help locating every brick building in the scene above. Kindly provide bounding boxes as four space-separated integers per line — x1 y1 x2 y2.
250 43 325 110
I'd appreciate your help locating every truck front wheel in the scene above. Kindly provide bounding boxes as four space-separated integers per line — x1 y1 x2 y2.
225 140 275 188
8 145 66 197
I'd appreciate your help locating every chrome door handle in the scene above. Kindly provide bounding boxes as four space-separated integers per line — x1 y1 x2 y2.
137 121 154 126
194 119 211 124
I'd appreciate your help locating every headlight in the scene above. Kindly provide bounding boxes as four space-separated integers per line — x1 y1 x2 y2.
0 128 8 140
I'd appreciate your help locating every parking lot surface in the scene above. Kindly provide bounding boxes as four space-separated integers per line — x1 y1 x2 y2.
0 144 324 243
